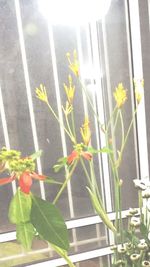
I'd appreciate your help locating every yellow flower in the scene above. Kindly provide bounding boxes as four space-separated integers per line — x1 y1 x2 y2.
36 84 48 103
113 83 127 108
80 117 91 146
62 101 73 116
66 50 79 77
134 79 144 104
63 75 75 104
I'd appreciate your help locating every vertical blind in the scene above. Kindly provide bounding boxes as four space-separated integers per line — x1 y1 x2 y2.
0 0 149 266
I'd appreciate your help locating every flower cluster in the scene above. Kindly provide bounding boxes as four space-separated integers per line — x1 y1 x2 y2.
0 148 46 194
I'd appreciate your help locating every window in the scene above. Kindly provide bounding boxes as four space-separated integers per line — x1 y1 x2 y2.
0 0 149 266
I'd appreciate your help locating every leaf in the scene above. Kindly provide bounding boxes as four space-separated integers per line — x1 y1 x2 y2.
100 147 113 154
30 150 42 160
44 177 62 185
31 195 69 251
8 189 32 224
87 147 100 154
53 157 68 173
87 146 113 154
140 223 148 238
87 187 116 233
16 223 35 250
57 157 67 164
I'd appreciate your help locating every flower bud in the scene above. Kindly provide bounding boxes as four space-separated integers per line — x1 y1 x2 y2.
130 253 141 262
117 244 126 254
115 260 126 266
130 216 141 227
142 261 150 267
137 241 148 251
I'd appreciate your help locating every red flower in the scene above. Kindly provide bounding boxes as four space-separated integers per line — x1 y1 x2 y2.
0 172 46 194
67 150 92 165
0 174 16 185
67 150 79 164
19 172 46 194
81 151 92 161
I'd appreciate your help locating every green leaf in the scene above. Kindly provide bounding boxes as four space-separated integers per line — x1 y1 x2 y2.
30 150 42 160
44 177 62 185
87 146 113 154
87 187 116 233
8 189 32 224
31 195 69 251
16 223 35 250
140 223 148 238
87 147 100 154
57 157 67 164
100 147 113 154
53 157 68 173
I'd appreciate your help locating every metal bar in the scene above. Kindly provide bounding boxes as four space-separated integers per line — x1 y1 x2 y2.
0 86 17 193
14 0 45 199
128 0 149 179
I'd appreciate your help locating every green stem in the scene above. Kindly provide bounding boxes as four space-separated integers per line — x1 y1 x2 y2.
51 244 75 267
89 160 104 208
65 112 76 143
71 109 76 141
106 106 118 133
138 190 143 223
119 108 137 161
53 160 78 204
80 157 91 184
46 101 75 143
79 78 103 129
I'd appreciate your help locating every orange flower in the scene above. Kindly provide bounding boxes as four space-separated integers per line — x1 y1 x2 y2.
67 149 92 165
0 171 46 194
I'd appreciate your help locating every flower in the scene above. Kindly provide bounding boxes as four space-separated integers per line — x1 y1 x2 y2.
36 84 48 103
63 75 75 104
66 50 79 77
133 178 150 190
80 117 91 146
142 261 150 267
0 171 46 194
130 216 141 227
62 101 73 116
67 148 92 165
19 171 46 194
134 78 144 104
0 155 46 194
130 254 141 262
113 83 127 108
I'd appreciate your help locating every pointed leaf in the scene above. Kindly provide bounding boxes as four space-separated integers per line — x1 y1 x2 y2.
30 150 42 160
31 195 69 251
53 164 64 173
8 189 32 224
87 187 116 233
16 223 35 250
100 147 113 154
57 157 67 164
44 177 62 185
140 223 148 238
87 146 113 154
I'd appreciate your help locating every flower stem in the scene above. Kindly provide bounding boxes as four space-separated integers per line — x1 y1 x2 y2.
53 160 78 204
46 101 75 143
79 78 103 129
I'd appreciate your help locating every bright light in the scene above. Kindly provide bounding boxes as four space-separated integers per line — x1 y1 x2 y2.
38 0 111 25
